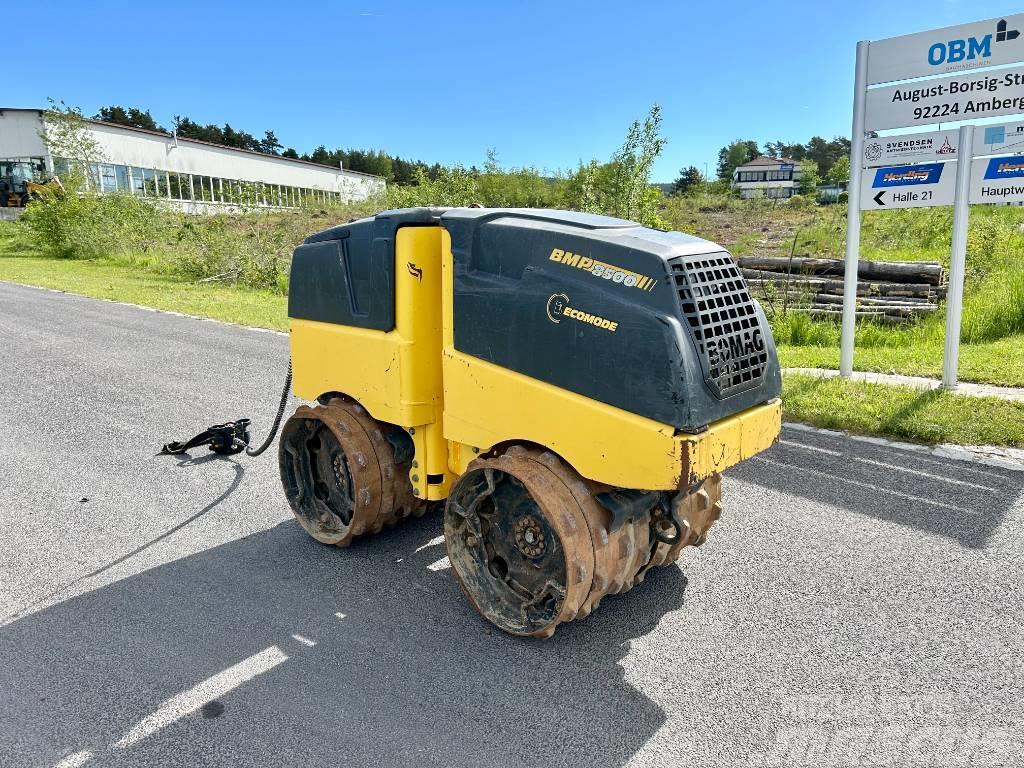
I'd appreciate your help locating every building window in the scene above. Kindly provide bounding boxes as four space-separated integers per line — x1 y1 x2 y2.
141 168 158 196
51 161 355 210
767 170 793 181
130 168 145 195
738 171 767 183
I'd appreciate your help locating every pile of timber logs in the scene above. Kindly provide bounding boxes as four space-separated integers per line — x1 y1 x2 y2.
737 255 947 325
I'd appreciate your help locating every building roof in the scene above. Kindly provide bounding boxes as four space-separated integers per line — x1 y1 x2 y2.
0 107 382 180
737 156 801 168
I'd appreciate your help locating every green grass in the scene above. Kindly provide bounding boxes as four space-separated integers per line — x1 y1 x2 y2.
778 336 1024 387
0 226 287 331
783 374 1024 447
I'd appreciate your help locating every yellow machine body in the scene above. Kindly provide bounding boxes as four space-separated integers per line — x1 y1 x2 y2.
290 223 780 497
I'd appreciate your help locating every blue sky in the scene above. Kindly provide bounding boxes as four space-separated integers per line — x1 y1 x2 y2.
6 0 1022 180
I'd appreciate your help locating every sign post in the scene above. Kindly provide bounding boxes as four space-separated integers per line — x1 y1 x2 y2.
840 40 870 378
942 125 975 390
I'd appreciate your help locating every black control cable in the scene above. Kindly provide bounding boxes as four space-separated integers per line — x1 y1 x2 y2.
160 360 292 458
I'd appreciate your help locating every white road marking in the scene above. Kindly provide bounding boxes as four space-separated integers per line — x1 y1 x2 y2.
53 750 93 768
415 535 446 552
779 439 843 457
753 456 974 511
855 457 997 491
113 645 289 748
291 634 316 647
334 612 346 620
910 452 1017 481
427 556 451 572
782 421 1024 472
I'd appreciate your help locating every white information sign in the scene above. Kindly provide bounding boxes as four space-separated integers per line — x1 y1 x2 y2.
867 14 1024 85
863 121 1024 168
865 64 1024 131
970 154 1024 203
859 161 957 210
862 128 959 167
975 121 1024 156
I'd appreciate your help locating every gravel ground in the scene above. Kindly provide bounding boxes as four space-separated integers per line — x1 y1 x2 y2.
1 281 1021 768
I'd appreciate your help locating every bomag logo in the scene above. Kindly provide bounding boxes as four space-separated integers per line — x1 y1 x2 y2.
546 293 619 332
548 248 657 292
927 19 1019 67
707 329 765 368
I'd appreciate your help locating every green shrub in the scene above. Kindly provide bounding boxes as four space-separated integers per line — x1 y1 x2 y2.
21 189 161 260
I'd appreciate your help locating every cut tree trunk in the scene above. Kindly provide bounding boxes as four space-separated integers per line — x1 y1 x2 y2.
737 255 945 285
742 272 945 299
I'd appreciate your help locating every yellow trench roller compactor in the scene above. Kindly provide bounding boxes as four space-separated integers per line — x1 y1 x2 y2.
279 207 782 637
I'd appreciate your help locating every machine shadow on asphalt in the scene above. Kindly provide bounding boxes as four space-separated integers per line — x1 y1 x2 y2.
1 509 687 767
731 428 1024 549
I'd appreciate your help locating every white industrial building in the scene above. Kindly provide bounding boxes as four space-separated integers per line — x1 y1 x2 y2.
731 156 804 200
0 107 384 212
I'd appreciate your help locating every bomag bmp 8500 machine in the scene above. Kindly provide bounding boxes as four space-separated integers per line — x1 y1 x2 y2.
277 207 782 637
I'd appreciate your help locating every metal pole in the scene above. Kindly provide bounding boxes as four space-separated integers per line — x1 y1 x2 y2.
943 124 975 390
840 40 870 377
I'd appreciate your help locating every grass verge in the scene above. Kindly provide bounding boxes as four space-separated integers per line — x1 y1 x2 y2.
0 253 287 331
779 338 1024 388
783 373 1024 447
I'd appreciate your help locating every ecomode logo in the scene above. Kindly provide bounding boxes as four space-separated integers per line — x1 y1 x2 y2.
546 293 619 332
927 18 1019 67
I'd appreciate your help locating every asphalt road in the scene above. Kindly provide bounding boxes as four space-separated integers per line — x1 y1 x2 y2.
1 281 1022 768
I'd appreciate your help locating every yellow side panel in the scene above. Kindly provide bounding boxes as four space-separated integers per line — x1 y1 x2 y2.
444 347 781 490
444 347 687 488
290 319 407 423
290 226 444 430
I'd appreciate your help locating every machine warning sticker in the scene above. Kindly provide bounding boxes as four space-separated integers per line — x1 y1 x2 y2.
548 248 657 291
546 293 619 332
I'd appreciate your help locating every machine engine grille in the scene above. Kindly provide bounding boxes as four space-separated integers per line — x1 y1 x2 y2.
668 252 768 398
